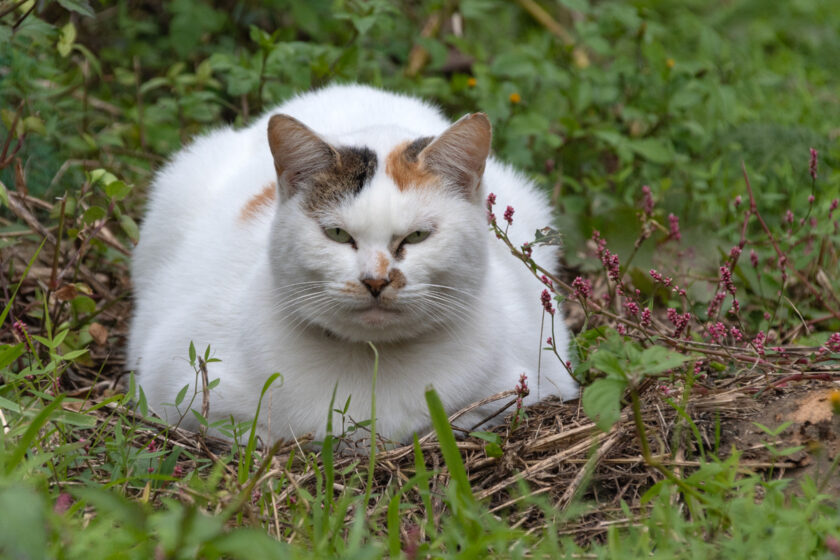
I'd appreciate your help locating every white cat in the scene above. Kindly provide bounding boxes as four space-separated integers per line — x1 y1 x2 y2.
128 84 577 444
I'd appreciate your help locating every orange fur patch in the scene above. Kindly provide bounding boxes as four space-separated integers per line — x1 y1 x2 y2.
385 141 436 191
375 251 389 277
239 182 277 221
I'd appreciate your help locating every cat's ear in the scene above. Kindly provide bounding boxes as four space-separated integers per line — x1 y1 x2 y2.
420 113 491 199
267 114 338 198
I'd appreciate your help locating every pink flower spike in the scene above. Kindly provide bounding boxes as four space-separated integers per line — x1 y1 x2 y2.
546 337 553 345
540 289 555 315
750 249 759 268
830 199 838 219
503 205 515 225
571 276 592 300
641 185 654 216
54 493 73 514
826 333 840 353
521 242 532 258
734 195 742 208
808 194 815 204
809 147 818 181
486 192 496 209
668 213 681 241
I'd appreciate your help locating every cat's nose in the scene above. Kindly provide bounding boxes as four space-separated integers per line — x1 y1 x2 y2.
361 277 390 297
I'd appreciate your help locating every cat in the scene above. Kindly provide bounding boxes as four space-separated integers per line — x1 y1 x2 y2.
127 83 578 444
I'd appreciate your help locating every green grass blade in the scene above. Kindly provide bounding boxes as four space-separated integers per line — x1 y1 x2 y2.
323 382 339 511
424 387 475 508
5 395 65 475
0 239 46 329
363 342 379 507
240 372 282 484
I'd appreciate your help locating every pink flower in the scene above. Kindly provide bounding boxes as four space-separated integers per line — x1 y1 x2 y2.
666 308 691 338
640 308 652 328
750 249 759 268
515 372 529 397
540 289 555 315
641 185 654 216
752 331 766 355
54 493 73 514
830 199 838 219
521 242 532 258
503 205 515 225
668 213 681 241
809 147 818 181
734 195 742 208
826 333 840 353
571 276 592 300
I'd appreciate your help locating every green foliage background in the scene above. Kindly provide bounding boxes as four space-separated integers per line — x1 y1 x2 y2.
2 0 840 557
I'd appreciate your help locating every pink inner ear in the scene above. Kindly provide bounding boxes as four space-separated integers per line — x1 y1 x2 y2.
267 114 337 194
419 113 492 197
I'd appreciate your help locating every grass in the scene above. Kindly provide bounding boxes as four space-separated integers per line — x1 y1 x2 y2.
2 0 840 558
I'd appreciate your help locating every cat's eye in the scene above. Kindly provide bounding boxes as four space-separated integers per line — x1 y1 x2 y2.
403 230 431 244
324 227 353 244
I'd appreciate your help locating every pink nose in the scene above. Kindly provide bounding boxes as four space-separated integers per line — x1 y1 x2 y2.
361 277 390 297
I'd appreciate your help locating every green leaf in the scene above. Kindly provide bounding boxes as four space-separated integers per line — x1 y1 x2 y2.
0 486 47 560
120 215 140 243
174 384 189 407
590 350 626 379
470 431 503 457
82 206 107 225
57 22 77 57
638 346 693 375
629 138 674 164
105 180 132 201
582 378 626 432
0 343 25 370
57 0 95 16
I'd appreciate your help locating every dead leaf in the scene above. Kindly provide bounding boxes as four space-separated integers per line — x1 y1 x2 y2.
54 284 77 301
89 322 108 346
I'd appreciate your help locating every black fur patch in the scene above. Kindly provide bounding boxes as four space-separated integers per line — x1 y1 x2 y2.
303 146 377 212
403 136 434 162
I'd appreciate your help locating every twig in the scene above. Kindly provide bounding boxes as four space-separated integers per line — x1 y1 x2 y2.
515 0 574 46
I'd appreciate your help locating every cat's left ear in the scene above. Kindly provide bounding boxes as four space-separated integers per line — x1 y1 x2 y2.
267 114 339 199
419 113 491 200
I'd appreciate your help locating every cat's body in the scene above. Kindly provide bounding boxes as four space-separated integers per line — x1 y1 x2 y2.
128 84 577 443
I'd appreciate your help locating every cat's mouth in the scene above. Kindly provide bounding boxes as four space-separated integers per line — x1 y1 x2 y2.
355 303 401 326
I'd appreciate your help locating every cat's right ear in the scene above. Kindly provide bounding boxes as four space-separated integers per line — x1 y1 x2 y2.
267 114 338 199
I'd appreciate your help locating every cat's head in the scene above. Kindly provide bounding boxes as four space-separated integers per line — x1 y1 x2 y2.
265 113 492 343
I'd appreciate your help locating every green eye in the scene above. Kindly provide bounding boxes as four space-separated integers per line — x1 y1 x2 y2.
403 230 431 244
324 227 353 244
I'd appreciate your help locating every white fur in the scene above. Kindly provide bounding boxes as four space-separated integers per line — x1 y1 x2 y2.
128 84 577 443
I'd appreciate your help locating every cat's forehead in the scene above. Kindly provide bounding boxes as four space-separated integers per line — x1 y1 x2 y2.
305 127 444 217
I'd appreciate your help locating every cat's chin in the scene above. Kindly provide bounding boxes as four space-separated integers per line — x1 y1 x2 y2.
309 308 431 344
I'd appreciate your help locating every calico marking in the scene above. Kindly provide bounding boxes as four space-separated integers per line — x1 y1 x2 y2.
385 137 435 191
304 146 377 212
239 182 277 221
375 251 389 277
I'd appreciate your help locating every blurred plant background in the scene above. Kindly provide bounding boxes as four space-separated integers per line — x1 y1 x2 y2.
2 0 840 557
